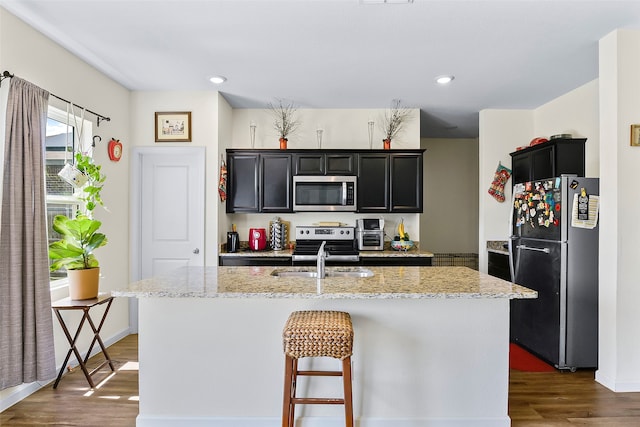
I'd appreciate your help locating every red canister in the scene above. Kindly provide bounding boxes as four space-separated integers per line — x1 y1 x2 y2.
249 228 267 251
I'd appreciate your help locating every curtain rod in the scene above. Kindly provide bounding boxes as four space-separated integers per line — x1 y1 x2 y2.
1 70 111 127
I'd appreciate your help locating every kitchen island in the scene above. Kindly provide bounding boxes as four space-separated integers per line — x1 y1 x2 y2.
114 266 535 427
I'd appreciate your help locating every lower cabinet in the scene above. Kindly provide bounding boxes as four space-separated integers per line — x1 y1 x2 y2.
487 252 511 281
360 256 432 266
218 256 292 267
219 255 432 267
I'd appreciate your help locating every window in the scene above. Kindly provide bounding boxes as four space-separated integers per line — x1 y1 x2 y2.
45 106 93 282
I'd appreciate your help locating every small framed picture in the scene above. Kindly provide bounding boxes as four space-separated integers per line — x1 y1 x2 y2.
631 124 640 147
155 111 192 142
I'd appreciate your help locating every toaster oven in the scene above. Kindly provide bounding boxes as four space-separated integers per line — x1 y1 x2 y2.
356 218 385 251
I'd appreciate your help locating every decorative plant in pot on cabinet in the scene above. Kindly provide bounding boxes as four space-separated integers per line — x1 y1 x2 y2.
268 98 300 150
381 99 412 150
49 152 107 300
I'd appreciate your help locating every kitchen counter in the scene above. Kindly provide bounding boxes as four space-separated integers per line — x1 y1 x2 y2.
218 247 434 258
487 240 509 255
117 266 535 427
113 265 532 299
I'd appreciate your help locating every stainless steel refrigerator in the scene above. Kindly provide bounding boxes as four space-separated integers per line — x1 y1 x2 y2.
509 176 599 371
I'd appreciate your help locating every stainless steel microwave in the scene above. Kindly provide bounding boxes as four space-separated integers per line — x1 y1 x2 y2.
293 175 357 212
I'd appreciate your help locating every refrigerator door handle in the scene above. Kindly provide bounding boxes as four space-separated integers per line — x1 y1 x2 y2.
516 244 551 254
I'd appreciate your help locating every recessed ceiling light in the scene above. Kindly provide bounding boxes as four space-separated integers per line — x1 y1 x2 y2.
435 75 455 85
360 0 413 4
209 75 227 85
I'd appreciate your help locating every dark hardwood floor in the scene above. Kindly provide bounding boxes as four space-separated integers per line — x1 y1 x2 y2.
3 333 640 426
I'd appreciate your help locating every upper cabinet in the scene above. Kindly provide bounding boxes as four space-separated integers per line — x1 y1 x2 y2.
226 149 424 214
261 153 292 212
226 152 259 213
390 153 423 212
358 153 390 212
226 150 292 213
294 153 356 175
358 151 424 213
510 138 586 184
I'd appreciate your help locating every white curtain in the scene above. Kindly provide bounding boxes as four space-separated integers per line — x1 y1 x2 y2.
0 77 56 390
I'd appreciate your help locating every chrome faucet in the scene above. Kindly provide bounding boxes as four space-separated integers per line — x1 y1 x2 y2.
316 241 327 279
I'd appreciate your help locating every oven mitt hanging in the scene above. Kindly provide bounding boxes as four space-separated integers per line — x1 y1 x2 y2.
488 162 511 202
218 158 227 202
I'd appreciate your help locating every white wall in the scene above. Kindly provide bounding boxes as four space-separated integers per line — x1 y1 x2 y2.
596 29 640 392
478 110 533 273
421 137 479 253
129 90 221 267
534 79 600 177
0 8 131 406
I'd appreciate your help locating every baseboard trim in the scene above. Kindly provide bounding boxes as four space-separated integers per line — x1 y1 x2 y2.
135 415 511 427
595 371 640 392
0 326 133 412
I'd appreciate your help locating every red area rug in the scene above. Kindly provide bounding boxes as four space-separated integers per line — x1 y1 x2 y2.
509 343 556 372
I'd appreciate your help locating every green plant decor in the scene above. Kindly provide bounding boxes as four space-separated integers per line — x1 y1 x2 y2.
74 152 106 213
48 214 107 271
48 152 108 272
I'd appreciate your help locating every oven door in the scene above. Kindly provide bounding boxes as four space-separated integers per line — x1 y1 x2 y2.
292 240 359 264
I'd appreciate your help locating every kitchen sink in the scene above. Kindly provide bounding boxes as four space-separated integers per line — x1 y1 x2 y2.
271 267 374 278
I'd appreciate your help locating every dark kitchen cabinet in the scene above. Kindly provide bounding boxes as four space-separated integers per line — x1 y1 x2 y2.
358 151 424 213
390 153 423 212
226 150 291 213
227 149 422 214
261 153 292 212
510 138 585 185
294 153 355 175
358 153 390 212
226 152 259 213
488 251 511 281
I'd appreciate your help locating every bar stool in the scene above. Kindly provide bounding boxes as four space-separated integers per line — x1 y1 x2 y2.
281 310 354 427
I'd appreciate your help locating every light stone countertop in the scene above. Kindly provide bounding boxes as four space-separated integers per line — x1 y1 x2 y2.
112 266 536 300
218 248 434 258
487 240 509 255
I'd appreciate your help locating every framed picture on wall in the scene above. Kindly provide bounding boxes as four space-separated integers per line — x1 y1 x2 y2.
155 111 192 142
631 124 640 147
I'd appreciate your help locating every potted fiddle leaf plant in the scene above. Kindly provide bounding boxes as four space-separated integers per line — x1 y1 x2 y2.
49 152 107 300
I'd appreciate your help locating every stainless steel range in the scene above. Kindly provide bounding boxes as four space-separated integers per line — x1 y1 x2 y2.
292 225 359 263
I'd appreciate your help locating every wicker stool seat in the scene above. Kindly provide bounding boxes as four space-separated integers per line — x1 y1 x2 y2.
281 310 354 427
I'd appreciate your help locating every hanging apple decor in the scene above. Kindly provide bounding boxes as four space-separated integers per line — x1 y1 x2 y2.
107 138 123 162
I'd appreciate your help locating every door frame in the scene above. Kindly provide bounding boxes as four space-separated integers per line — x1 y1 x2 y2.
129 146 206 332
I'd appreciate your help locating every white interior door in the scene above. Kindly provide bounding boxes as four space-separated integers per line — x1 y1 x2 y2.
130 147 205 331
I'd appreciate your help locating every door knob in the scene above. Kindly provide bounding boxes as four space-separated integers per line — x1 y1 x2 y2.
193 248 200 254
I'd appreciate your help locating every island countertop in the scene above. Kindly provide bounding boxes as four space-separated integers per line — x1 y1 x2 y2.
112 265 536 299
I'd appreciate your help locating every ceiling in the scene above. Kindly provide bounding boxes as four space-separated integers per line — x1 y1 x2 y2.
3 0 640 138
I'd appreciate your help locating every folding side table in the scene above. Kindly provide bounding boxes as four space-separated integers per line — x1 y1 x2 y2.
51 294 115 388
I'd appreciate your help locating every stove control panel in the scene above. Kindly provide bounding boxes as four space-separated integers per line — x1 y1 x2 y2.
296 226 355 240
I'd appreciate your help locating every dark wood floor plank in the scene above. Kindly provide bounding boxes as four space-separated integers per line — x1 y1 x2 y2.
4 334 640 426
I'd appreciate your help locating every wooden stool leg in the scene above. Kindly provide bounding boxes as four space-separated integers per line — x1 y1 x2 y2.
290 358 298 427
282 355 294 427
342 357 354 427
